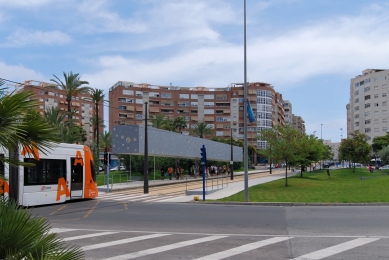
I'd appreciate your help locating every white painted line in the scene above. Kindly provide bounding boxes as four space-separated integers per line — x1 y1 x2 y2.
49 228 76 234
63 231 119 241
105 235 228 260
193 236 291 260
98 193 145 199
112 194 152 201
293 238 380 260
81 233 170 251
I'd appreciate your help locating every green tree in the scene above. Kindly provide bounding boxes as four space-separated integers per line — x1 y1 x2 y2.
191 122 214 138
259 125 302 186
173 116 187 133
88 88 106 149
162 117 176 132
0 197 83 259
149 114 166 129
372 133 389 155
378 145 389 165
339 131 371 172
48 72 90 121
100 131 112 153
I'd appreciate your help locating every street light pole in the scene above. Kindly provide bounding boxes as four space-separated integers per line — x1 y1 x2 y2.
243 0 249 202
340 128 343 140
321 124 323 140
144 101 149 194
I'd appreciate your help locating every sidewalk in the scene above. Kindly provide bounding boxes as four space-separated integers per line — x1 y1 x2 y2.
98 168 293 202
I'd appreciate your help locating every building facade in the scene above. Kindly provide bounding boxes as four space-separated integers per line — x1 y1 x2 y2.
347 69 389 143
109 81 287 150
9 80 104 144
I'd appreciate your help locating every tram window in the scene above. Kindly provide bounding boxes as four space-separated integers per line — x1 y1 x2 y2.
90 160 96 182
24 159 67 186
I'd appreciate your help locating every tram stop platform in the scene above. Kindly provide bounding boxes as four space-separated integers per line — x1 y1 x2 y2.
97 168 296 202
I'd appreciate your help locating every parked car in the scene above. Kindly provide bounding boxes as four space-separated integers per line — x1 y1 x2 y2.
119 166 126 171
110 166 118 171
379 165 389 170
267 164 275 169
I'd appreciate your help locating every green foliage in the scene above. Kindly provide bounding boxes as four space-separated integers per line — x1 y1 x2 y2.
173 116 187 133
191 122 214 138
372 133 389 152
339 131 371 172
378 145 389 165
0 197 83 259
100 131 112 152
149 114 166 129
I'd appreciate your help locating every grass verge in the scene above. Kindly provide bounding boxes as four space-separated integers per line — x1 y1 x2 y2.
218 168 389 203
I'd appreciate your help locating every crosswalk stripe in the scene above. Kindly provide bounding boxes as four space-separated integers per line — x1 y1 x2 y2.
49 228 77 234
104 235 228 260
193 236 291 260
81 233 171 251
98 193 177 202
98 193 145 199
293 237 380 260
63 231 119 241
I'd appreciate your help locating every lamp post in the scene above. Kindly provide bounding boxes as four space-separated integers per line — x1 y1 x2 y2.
321 124 323 140
340 128 343 140
243 0 249 202
143 101 149 194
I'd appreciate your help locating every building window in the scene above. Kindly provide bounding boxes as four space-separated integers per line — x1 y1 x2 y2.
123 90 134 95
354 114 359 119
365 95 370 100
383 93 387 98
383 110 387 114
354 98 359 103
354 122 359 127
365 103 370 108
383 118 387 123
354 90 359 95
384 127 388 132
161 93 172 98
365 128 371 133
374 86 379 90
383 84 387 89
374 77 379 82
374 128 379 132
374 111 379 115
354 106 359 111
364 87 370 92
383 102 387 106
383 76 387 80
374 103 379 107
179 94 189 99
354 83 359 88
365 119 371 124
365 112 370 117
374 94 379 99
136 114 143 119
204 109 214 114
39 91 44 95
374 119 379 124
365 78 371 84
204 94 215 100
118 106 126 110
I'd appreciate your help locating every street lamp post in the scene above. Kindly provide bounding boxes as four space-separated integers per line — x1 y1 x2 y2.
243 0 249 202
144 102 149 194
340 128 343 140
321 124 323 140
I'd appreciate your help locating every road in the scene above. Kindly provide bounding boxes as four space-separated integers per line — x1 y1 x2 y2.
32 200 389 259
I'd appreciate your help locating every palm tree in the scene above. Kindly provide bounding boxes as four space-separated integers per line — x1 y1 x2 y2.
191 122 214 138
174 116 187 133
163 117 176 132
48 72 90 122
149 114 166 129
0 196 83 259
88 88 106 150
100 131 112 154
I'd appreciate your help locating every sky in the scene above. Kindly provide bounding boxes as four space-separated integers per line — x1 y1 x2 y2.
1 0 389 143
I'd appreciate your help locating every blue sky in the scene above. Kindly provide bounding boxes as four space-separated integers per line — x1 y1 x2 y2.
1 0 389 143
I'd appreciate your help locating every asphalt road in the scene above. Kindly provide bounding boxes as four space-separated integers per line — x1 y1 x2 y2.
31 200 389 259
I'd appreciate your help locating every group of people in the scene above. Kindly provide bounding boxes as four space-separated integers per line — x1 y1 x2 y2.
160 166 184 180
205 165 228 177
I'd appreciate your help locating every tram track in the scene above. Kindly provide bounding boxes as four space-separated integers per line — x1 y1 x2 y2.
112 170 285 197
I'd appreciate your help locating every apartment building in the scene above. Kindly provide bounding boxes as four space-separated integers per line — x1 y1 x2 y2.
9 80 104 144
109 81 286 149
347 69 389 143
283 100 306 134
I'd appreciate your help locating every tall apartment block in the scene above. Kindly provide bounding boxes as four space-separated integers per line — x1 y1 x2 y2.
283 100 306 133
8 80 104 144
109 81 287 149
347 69 389 143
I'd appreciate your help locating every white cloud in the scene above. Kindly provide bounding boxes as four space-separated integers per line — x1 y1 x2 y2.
4 29 71 47
0 61 44 85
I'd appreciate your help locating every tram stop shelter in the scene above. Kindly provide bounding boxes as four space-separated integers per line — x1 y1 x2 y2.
111 125 243 162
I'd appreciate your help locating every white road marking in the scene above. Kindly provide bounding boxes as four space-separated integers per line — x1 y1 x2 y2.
293 237 380 260
81 233 171 251
104 235 228 260
63 231 119 241
193 236 292 260
49 228 77 234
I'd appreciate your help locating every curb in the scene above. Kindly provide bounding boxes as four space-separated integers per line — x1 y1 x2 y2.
188 201 389 206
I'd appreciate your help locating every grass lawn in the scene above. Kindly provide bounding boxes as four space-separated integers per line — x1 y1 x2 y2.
218 168 389 203
95 171 161 186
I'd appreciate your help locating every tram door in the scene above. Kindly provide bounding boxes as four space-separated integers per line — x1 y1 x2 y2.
70 158 84 197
